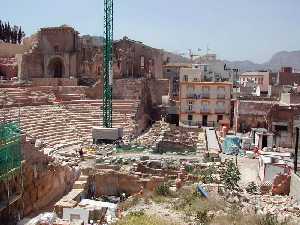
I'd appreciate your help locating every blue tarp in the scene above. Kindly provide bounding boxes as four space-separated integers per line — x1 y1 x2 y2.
223 135 241 155
196 184 208 198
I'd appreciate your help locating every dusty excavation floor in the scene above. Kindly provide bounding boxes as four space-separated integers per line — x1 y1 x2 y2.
20 122 300 225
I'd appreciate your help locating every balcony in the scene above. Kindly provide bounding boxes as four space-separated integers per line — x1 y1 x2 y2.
186 94 210 100
202 94 210 99
215 109 225 114
180 120 199 127
200 108 210 114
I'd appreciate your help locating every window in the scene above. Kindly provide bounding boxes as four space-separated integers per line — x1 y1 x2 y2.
140 56 145 68
217 115 223 122
202 102 209 112
274 125 288 131
216 101 225 113
184 75 188 81
54 45 59 53
188 114 193 121
217 86 225 99
203 86 210 98
194 78 198 81
188 101 193 111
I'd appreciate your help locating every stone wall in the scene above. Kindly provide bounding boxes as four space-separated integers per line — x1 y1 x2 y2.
94 170 164 196
148 79 169 106
290 173 300 203
84 78 168 133
30 78 78 86
0 43 31 57
235 100 273 132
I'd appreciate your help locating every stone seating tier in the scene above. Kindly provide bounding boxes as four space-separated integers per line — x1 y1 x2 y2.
0 99 139 147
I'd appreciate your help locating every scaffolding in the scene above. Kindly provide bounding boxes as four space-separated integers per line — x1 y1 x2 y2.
0 104 23 223
0 121 22 181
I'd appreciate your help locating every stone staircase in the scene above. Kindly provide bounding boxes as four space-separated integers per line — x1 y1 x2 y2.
0 88 52 106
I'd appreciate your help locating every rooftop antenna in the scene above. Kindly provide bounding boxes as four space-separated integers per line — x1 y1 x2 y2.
188 48 201 62
206 44 211 55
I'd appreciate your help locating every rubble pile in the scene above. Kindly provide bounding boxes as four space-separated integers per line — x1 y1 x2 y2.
250 195 300 220
134 121 170 149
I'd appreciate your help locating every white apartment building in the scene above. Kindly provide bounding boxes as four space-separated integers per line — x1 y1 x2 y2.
194 54 238 83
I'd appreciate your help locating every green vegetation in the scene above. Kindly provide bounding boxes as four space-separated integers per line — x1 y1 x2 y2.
119 196 140 211
211 213 293 225
246 181 258 194
221 160 241 190
155 183 171 196
114 211 178 225
257 213 291 225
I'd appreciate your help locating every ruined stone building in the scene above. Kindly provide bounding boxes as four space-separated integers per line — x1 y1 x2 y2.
113 36 163 80
234 92 300 148
14 26 164 86
17 26 80 82
163 63 191 101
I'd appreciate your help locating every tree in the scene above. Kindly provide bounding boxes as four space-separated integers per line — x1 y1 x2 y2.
4 23 8 42
0 21 25 44
7 22 11 43
1 22 4 41
17 27 23 44
0 20 2 41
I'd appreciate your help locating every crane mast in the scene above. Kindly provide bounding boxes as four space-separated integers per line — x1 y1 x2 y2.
103 0 113 128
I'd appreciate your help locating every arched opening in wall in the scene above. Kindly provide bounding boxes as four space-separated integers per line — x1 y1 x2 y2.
48 57 64 78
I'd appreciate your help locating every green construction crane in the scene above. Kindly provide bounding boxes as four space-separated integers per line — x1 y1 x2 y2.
103 0 113 128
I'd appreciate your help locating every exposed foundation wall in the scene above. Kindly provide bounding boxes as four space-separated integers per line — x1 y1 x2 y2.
0 137 78 224
94 170 163 197
95 171 140 196
21 137 78 216
0 173 23 224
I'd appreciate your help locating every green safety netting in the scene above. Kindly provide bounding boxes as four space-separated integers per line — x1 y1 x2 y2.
0 122 21 181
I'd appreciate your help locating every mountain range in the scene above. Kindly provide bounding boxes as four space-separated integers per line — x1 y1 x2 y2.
166 50 300 72
223 50 300 72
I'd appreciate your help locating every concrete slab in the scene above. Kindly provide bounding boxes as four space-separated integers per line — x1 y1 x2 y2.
92 127 123 142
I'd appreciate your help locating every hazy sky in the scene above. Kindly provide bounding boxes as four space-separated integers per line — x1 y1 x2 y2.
1 0 300 63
